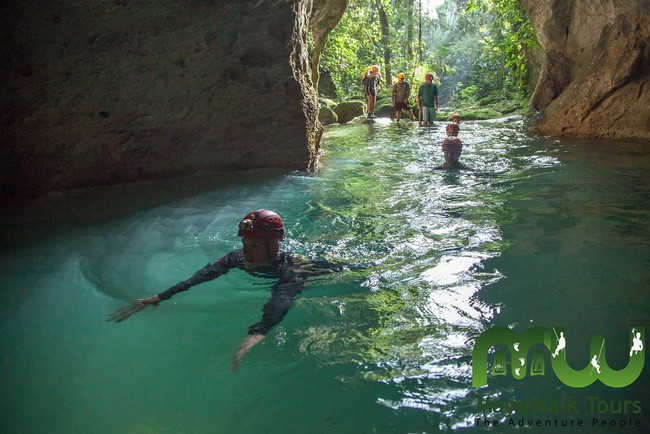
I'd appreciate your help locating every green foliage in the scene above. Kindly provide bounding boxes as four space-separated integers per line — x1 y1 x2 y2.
318 0 382 98
454 84 479 106
320 0 441 99
464 0 539 93
456 107 504 119
318 0 538 111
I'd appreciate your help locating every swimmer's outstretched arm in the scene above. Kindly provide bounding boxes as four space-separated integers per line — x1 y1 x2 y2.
106 258 230 323
231 334 265 373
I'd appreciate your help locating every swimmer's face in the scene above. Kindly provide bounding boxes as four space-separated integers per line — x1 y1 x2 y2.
446 126 459 137
242 237 275 264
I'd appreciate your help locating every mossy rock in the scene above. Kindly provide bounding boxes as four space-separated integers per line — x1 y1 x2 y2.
372 102 415 120
376 94 390 103
437 110 450 121
442 107 504 120
318 97 337 109
333 101 365 123
376 103 395 119
318 105 338 125
459 108 504 120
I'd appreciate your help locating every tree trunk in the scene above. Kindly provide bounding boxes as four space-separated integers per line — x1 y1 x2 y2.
418 0 422 63
406 0 414 59
374 0 392 85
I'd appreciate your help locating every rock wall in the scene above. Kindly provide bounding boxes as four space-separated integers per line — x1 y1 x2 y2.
4 0 648 204
523 0 650 139
309 0 348 89
1 0 321 202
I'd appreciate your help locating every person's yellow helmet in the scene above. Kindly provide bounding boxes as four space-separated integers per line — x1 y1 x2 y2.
397 73 405 80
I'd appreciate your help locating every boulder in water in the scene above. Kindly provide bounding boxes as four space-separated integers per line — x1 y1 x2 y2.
333 101 365 124
318 106 338 125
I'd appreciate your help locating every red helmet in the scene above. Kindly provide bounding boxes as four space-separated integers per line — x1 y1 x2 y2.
237 209 285 240
451 113 461 123
425 73 433 80
446 123 460 135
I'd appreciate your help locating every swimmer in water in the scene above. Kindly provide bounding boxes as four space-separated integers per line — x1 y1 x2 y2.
107 209 341 372
434 123 473 171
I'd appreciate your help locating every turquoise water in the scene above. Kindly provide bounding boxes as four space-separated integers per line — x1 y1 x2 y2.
1 118 649 433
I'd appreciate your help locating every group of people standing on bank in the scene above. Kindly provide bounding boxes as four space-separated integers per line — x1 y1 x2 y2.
362 65 438 126
363 65 471 170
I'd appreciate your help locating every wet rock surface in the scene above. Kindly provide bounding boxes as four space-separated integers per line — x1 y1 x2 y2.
1 0 319 201
523 0 650 139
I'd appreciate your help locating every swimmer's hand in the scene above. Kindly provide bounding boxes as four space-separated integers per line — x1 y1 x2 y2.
106 295 160 323
231 334 265 373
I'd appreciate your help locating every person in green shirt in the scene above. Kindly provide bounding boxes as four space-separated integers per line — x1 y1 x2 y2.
417 73 439 126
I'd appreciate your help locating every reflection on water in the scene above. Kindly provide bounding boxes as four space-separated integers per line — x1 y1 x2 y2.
1 119 649 433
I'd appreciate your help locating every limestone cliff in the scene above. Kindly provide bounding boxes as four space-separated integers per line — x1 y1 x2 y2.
310 0 348 89
523 0 650 139
1 0 321 202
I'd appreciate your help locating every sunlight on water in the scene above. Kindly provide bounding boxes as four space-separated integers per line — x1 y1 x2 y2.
1 118 649 433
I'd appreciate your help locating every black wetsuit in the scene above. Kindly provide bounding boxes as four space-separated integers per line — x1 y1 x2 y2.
157 250 308 336
434 160 474 171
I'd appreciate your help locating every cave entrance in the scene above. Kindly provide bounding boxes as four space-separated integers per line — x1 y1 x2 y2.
312 0 539 119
